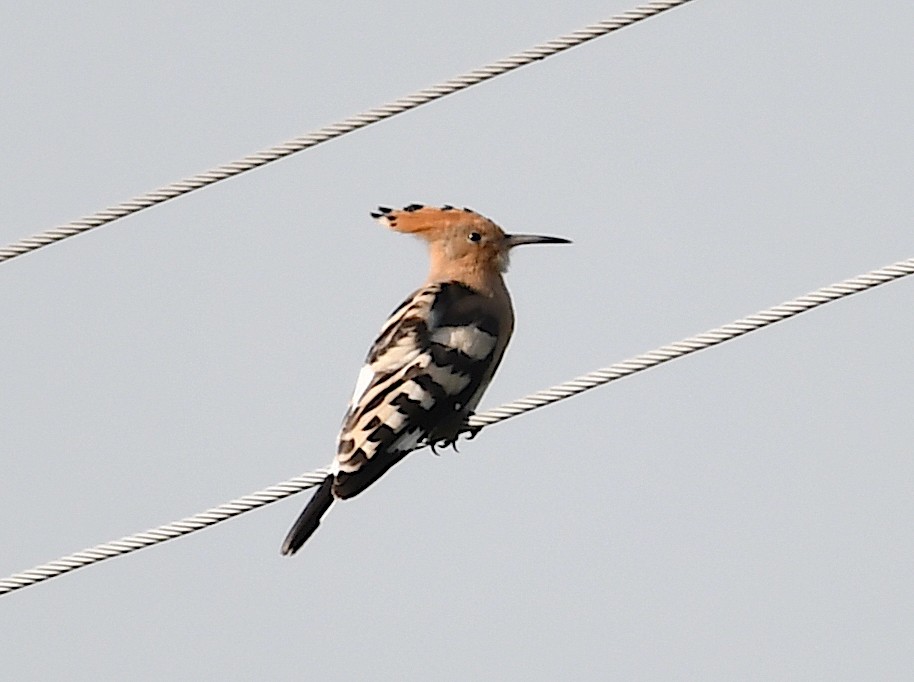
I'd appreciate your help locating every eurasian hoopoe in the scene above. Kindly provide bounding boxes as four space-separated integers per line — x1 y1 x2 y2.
280 204 570 555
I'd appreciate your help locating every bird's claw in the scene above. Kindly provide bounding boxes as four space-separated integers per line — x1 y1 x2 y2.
429 438 460 456
461 414 483 440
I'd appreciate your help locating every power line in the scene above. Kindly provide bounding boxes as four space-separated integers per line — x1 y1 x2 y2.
0 0 694 266
2 254 912 598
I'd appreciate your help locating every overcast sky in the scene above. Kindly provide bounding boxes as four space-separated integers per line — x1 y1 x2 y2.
3 1 914 680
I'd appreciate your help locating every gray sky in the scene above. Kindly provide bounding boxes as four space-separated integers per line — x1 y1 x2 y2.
3 1 914 680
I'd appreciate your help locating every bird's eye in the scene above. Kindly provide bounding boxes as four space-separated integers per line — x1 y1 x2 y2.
467 231 482 243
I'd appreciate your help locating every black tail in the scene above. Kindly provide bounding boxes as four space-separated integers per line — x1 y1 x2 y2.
280 475 335 556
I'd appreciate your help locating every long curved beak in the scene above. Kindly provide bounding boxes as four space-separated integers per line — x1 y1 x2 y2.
506 233 572 248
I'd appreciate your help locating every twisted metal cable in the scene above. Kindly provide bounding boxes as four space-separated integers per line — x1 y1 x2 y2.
0 0 693 265
467 258 914 428
0 470 329 595
2 255 912 597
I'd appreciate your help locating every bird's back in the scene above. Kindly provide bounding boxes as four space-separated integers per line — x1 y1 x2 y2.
332 280 513 499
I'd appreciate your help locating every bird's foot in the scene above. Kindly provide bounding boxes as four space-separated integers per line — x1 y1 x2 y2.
461 414 483 441
463 424 482 440
430 437 460 455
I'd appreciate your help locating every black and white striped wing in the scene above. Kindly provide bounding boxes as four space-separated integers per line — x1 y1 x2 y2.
331 282 506 499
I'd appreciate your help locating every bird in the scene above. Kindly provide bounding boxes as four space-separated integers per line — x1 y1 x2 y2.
280 204 570 555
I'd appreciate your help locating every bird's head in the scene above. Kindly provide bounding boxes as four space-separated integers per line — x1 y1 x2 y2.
371 204 570 282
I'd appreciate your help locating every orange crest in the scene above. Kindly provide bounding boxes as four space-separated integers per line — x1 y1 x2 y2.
370 204 502 239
